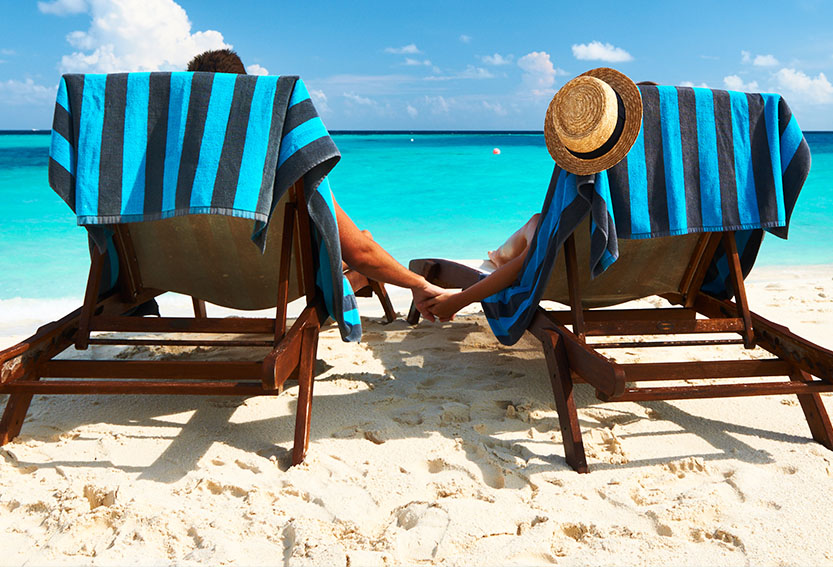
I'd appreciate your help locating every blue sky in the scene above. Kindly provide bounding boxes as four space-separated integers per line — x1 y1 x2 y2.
2 0 833 130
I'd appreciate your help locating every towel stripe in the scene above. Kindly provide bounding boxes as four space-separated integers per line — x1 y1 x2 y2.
283 98 319 134
254 75 294 221
730 90 760 226
162 72 191 213
694 87 722 228
191 72 236 209
144 72 170 213
175 72 213 209
122 72 150 217
76 74 107 217
626 125 649 235
658 86 687 232
713 90 740 228
677 87 702 230
211 74 255 210
98 74 126 218
641 87 670 235
234 75 279 213
606 154 631 235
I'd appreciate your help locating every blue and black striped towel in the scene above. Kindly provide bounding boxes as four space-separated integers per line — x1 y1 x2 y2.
48 72 361 341
483 86 811 345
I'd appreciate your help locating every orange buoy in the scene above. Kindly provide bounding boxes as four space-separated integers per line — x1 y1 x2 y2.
493 148 501 155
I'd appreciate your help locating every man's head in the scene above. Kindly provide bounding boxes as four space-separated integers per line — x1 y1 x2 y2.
186 49 246 74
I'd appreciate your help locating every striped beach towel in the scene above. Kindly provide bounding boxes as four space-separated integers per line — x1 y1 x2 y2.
48 72 361 341
483 86 811 345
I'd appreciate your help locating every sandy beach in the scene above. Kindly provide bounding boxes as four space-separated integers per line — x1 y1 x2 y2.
1 264 832 566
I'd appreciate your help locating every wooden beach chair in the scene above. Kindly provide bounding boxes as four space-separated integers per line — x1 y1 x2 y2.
0 71 370 465
0 181 327 465
407 85 833 472
408 227 833 472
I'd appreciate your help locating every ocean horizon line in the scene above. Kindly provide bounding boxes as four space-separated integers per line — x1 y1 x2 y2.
6 129 833 136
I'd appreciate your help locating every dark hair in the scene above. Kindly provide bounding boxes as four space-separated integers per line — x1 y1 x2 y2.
186 49 246 74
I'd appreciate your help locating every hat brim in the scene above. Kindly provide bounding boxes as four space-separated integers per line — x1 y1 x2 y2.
545 67 643 175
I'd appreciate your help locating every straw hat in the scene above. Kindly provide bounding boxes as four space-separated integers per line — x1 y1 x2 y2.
544 67 642 175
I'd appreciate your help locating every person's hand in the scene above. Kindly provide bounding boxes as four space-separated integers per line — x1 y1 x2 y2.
411 280 447 322
423 292 462 322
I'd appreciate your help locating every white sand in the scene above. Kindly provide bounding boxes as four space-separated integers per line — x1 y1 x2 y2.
1 265 832 566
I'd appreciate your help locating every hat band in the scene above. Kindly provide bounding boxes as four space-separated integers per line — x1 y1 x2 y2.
566 91 626 160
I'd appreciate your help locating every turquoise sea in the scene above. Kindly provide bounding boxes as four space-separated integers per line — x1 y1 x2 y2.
1 131 831 301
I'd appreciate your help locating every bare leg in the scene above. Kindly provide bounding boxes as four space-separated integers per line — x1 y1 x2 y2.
488 213 541 267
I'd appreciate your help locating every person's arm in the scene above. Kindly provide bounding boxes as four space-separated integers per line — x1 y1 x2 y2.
335 199 446 320
424 250 528 321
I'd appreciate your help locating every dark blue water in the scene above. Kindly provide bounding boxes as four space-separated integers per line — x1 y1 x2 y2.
1 131 831 300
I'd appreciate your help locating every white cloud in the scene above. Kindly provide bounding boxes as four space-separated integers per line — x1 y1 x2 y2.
45 0 229 73
723 75 759 92
482 100 507 116
741 50 779 67
247 63 268 76
773 68 833 103
384 44 420 55
0 78 55 105
343 92 376 106
518 51 556 96
406 104 418 118
480 53 513 66
310 89 330 113
37 0 87 15
0 49 16 56
459 65 493 79
571 41 633 62
425 95 450 114
459 34 471 44
404 58 432 67
753 54 779 67
680 80 711 88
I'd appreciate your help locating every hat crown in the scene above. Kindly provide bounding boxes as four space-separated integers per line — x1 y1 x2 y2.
550 76 619 154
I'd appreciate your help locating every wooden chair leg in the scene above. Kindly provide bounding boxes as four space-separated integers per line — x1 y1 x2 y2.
192 297 207 319
0 393 34 446
369 279 397 323
791 368 833 450
541 329 588 473
291 323 320 466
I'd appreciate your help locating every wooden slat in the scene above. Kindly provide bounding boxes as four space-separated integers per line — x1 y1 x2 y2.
41 360 262 380
6 380 267 396
594 338 744 349
694 292 833 380
89 316 275 334
529 309 626 398
582 317 744 336
546 308 698 325
603 380 833 402
88 338 274 347
620 359 792 382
